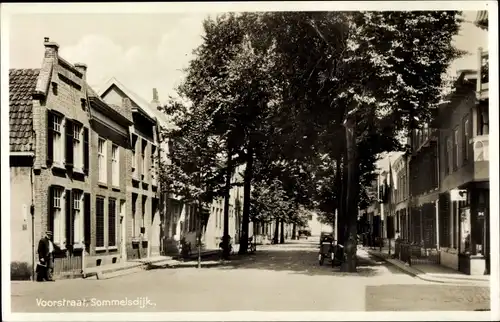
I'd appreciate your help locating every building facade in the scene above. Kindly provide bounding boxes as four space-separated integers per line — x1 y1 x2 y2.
9 38 135 278
99 78 163 260
434 56 490 275
407 121 440 254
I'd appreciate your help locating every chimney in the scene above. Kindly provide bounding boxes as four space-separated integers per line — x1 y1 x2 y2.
44 37 59 58
122 97 133 120
152 88 159 103
74 63 87 80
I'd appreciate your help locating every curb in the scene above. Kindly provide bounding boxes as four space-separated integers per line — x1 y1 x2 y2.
367 250 490 286
150 260 226 269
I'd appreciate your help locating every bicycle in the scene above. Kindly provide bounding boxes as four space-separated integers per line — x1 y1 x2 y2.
248 237 257 253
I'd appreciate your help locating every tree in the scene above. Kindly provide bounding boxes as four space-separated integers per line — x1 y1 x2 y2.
162 11 464 272
254 11 464 271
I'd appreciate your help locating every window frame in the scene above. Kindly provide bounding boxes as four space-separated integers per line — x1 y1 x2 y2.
111 144 120 187
463 116 470 162
453 127 459 170
52 187 65 246
72 123 83 171
98 138 107 184
72 190 84 244
52 114 64 165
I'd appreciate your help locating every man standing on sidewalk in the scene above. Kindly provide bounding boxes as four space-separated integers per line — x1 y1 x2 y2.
37 231 55 281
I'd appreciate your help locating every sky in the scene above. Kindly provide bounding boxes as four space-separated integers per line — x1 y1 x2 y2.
7 10 488 106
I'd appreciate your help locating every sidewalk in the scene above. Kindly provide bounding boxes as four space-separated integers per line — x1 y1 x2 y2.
365 247 490 286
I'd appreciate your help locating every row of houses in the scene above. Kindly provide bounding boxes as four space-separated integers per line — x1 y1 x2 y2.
10 37 266 279
360 36 490 276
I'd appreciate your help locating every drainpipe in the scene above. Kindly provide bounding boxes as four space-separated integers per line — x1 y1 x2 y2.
30 162 35 282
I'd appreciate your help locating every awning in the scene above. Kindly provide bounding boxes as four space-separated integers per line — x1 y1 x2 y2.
475 10 488 30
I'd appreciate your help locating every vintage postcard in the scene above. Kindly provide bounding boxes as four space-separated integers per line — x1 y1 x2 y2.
1 1 498 321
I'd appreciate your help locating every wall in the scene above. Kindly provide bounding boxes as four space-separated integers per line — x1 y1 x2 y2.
31 46 92 276
308 212 332 236
10 165 34 264
86 111 130 267
438 88 476 192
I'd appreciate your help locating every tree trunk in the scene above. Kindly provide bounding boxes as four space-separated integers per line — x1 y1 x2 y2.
222 148 233 260
197 199 202 269
280 220 285 244
239 147 253 255
341 119 359 273
292 223 297 240
337 154 348 246
273 217 279 244
334 155 342 243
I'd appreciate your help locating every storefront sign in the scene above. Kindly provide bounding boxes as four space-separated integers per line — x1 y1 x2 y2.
450 189 467 201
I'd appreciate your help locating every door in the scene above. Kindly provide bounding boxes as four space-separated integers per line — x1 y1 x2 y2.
120 200 127 260
150 198 161 257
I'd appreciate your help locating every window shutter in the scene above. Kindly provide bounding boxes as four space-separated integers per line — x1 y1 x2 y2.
83 192 91 250
48 186 54 234
96 197 105 247
108 199 116 247
65 189 72 247
47 111 54 166
439 193 451 248
83 127 89 174
65 120 74 169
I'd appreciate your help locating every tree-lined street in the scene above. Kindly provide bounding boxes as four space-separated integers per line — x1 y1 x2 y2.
11 241 489 312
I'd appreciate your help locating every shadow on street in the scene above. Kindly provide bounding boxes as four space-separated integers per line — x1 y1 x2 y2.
164 242 407 278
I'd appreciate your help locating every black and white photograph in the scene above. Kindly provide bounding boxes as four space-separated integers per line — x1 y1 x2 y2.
1 1 498 321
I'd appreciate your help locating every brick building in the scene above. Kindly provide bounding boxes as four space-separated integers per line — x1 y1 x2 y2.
392 154 410 241
9 38 138 279
407 120 440 253
433 55 490 275
99 78 163 259
85 86 133 267
99 79 256 253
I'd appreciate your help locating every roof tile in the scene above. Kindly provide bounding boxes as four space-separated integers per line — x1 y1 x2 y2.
9 68 39 152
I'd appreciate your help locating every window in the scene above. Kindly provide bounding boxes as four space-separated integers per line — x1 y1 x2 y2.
73 123 83 170
73 190 84 244
112 145 119 186
151 145 157 185
131 134 137 171
96 196 105 247
132 194 137 237
53 115 63 164
477 104 489 135
445 136 452 174
52 187 65 245
108 198 117 247
142 140 147 179
142 196 147 233
98 138 107 183
463 116 470 162
453 127 459 169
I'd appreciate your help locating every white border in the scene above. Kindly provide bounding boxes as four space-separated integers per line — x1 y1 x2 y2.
1 1 498 322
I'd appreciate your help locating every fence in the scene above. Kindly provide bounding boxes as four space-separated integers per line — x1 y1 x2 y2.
53 252 83 278
395 239 440 266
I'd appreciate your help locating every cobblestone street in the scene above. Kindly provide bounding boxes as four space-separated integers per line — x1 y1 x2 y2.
10 241 490 312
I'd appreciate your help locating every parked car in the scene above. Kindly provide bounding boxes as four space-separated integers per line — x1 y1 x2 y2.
298 229 311 239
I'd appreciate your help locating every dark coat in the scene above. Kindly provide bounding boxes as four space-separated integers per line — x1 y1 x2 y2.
37 237 51 260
